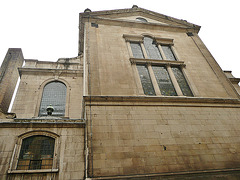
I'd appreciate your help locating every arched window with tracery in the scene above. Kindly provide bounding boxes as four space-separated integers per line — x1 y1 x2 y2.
17 135 55 170
39 81 67 116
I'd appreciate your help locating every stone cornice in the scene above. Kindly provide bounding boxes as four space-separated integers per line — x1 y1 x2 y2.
0 120 85 128
79 7 200 30
129 58 185 66
229 78 240 84
19 67 83 76
82 16 199 33
84 96 240 107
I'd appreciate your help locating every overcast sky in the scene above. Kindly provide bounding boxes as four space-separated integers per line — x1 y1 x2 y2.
0 0 239 79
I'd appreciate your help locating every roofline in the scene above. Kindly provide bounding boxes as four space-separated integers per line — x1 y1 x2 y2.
79 7 201 30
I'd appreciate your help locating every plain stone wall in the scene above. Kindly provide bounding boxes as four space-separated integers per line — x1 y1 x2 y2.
86 21 238 98
11 60 83 119
86 102 240 177
0 126 85 180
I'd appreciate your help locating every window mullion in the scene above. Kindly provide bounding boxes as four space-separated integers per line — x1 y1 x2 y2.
147 64 161 96
126 42 134 58
140 43 148 58
166 65 183 96
157 44 167 60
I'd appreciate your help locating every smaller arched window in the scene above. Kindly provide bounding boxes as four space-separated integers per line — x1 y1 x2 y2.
136 17 148 23
39 81 67 117
17 136 55 170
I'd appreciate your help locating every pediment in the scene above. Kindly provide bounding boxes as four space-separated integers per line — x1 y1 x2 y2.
115 15 169 26
82 7 200 30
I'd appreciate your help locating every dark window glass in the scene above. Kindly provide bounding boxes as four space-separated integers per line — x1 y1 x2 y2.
161 45 176 61
136 65 156 95
136 17 148 22
143 37 163 60
130 42 144 58
152 66 177 96
17 136 55 170
172 67 193 96
39 81 66 116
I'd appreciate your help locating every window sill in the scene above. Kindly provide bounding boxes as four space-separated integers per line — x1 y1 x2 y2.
8 169 58 174
129 58 185 66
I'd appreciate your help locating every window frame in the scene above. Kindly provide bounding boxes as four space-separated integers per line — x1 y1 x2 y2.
8 131 59 174
34 78 71 118
123 34 194 97
39 81 67 117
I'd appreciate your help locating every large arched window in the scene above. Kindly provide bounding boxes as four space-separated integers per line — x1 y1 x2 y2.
143 36 163 60
17 136 55 170
39 81 67 116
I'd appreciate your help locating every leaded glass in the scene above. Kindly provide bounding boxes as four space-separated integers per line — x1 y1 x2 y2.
17 136 54 170
39 81 66 116
143 37 163 60
161 45 176 61
130 42 144 58
172 67 193 96
136 65 156 95
152 66 177 96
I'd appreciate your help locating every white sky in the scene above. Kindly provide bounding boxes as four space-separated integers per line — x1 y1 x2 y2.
0 0 239 79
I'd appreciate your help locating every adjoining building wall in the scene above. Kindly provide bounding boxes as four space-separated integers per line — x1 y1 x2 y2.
0 48 24 113
0 124 85 180
85 97 240 178
11 58 83 119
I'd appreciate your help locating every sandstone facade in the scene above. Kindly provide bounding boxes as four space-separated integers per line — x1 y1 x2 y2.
0 6 240 180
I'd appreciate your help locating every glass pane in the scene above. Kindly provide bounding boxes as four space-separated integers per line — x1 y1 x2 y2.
161 45 176 61
17 136 55 170
152 66 177 96
136 65 156 96
130 42 144 58
39 81 66 116
172 67 193 96
143 37 162 60
136 17 148 22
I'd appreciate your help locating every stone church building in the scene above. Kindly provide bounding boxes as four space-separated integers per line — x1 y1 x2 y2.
0 6 240 180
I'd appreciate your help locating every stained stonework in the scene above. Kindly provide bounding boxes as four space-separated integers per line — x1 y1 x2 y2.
0 6 240 180
0 48 24 113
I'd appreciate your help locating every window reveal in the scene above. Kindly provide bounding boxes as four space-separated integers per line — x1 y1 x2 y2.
17 136 55 170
